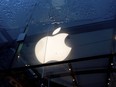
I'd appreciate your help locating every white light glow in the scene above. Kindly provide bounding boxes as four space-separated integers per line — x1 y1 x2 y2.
73 79 75 81
35 27 71 63
18 55 20 58
111 63 113 65
25 64 28 66
52 27 61 35
115 36 116 40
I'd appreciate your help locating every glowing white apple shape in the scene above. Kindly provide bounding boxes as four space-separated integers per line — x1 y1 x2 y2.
35 27 71 63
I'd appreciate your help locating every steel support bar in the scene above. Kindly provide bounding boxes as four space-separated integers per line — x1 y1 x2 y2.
0 53 115 73
106 55 113 87
46 68 116 79
46 68 109 79
68 63 78 87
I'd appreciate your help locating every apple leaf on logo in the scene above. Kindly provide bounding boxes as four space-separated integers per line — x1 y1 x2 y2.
52 27 61 35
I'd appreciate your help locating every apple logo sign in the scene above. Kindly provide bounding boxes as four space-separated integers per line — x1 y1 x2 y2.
35 27 72 63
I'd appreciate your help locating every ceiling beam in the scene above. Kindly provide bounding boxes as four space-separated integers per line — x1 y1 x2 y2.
47 68 108 78
46 68 116 79
0 53 115 73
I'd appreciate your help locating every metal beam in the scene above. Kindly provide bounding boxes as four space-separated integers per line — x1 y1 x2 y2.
68 63 78 87
0 53 115 73
46 68 116 79
105 55 113 87
46 68 108 79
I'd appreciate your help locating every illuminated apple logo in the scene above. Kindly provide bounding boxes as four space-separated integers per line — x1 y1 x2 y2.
35 27 72 63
